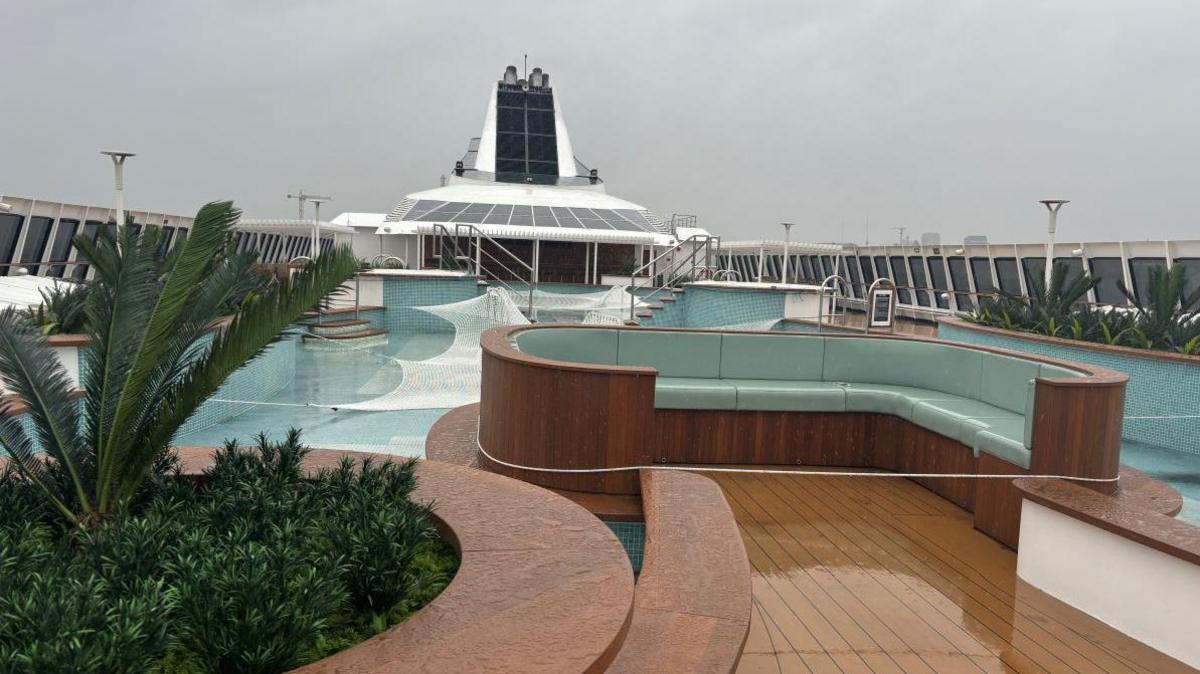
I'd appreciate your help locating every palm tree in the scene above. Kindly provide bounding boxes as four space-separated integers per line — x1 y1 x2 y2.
1118 265 1200 349
0 201 359 526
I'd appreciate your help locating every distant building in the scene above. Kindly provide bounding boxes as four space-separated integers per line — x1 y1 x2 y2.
920 232 941 246
963 235 989 245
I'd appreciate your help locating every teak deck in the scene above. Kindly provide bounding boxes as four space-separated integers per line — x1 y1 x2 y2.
716 470 1192 674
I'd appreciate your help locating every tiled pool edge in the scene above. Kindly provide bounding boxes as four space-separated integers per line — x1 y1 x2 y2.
938 318 1200 456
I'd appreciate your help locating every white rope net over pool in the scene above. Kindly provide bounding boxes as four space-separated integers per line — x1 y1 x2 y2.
326 288 529 411
499 285 642 323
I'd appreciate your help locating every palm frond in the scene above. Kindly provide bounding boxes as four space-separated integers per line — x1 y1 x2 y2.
0 308 86 520
97 202 239 509
121 246 358 499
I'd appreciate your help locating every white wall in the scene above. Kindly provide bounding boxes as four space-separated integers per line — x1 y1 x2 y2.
1017 499 1200 669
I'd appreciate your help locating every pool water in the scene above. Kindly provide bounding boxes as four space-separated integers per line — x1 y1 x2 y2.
174 330 456 456
1119 441 1200 524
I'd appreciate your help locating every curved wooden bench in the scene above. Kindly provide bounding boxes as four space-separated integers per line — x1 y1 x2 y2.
174 448 635 673
607 469 752 673
477 324 1132 548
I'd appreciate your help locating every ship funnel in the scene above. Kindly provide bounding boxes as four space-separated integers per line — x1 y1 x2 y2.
530 67 543 88
503 65 518 84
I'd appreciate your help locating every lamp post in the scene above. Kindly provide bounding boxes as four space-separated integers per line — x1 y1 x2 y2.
780 222 795 285
101 151 135 232
1038 200 1069 296
308 196 330 260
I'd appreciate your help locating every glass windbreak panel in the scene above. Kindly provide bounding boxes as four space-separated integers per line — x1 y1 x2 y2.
969 257 995 295
0 213 23 276
71 221 103 280
1055 257 1086 292
994 258 1022 295
799 256 814 282
174 228 187 246
907 256 930 307
550 207 584 228
857 255 875 286
46 218 79 277
1128 257 1167 306
818 255 832 277
873 256 889 281
19 216 54 275
845 256 863 297
1021 257 1046 299
508 205 534 227
1175 258 1200 299
157 227 176 258
888 256 912 304
482 204 513 225
1094 254 1128 304
926 256 950 309
947 257 973 309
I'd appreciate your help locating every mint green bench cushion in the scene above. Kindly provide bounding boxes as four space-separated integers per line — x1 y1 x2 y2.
719 334 825 381
1039 363 1082 379
822 338 983 399
514 329 618 365
619 330 722 378
979 353 1040 414
841 384 959 419
912 399 1017 444
655 377 737 409
974 425 1032 469
726 379 845 412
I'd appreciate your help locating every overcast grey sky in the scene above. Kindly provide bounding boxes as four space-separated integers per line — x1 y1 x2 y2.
3 0 1198 244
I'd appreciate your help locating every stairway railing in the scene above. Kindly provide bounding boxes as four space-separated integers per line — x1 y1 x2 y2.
629 234 719 321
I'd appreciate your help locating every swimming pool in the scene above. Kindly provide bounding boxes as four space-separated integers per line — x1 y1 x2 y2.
174 330 455 456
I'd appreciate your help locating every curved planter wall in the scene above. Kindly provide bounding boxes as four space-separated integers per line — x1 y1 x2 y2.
939 318 1200 456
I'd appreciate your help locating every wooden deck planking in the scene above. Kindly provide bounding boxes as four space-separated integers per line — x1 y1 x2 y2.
715 471 1193 674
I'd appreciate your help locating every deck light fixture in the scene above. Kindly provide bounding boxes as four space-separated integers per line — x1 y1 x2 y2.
101 151 135 232
780 223 795 285
1038 199 1069 294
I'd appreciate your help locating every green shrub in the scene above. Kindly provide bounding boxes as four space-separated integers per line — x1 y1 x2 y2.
319 457 434 614
0 431 455 674
0 567 177 674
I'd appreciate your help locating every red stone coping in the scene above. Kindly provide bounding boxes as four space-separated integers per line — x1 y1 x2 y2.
304 305 385 317
173 447 635 674
425 404 644 521
300 329 387 341
1016 469 1200 566
607 470 752 674
310 318 370 328
940 316 1200 367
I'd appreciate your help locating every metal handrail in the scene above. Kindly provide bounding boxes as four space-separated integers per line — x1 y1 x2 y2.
629 234 717 320
817 275 851 333
370 254 407 269
452 223 537 319
712 269 742 281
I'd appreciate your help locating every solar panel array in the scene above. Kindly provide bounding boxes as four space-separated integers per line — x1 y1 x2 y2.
400 200 657 233
495 83 558 183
